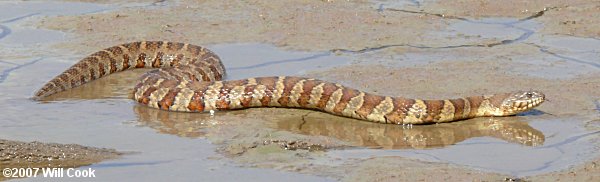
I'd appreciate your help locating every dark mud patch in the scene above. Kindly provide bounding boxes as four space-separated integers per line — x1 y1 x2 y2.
0 139 120 180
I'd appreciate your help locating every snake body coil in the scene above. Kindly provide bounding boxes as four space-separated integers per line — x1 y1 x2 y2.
34 41 545 124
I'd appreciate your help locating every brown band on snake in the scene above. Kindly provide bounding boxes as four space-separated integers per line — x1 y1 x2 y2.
278 76 301 107
331 86 354 114
297 79 316 108
314 82 335 110
447 99 464 120
423 100 444 122
33 41 545 124
466 96 483 118
353 93 381 121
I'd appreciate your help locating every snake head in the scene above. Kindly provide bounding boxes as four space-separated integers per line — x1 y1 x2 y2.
498 91 545 115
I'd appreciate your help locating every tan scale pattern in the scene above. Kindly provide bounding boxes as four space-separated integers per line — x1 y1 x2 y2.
324 86 344 113
148 87 169 109
228 85 248 109
169 80 194 112
250 84 267 107
288 79 306 107
461 98 471 119
33 41 545 124
137 78 164 105
438 100 456 122
342 92 365 119
366 96 394 123
202 81 223 111
269 76 286 107
404 100 428 124
307 82 326 109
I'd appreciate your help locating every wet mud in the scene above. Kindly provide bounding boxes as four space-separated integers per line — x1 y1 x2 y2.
0 139 120 181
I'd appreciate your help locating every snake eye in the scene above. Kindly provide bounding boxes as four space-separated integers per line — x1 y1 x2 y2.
525 92 533 98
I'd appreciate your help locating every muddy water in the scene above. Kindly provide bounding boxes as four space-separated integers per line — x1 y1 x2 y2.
304 116 598 176
0 2 341 181
1 0 600 181
277 114 547 149
0 51 335 179
309 9 600 177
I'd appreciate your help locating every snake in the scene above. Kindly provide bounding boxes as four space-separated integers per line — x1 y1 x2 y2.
33 41 545 124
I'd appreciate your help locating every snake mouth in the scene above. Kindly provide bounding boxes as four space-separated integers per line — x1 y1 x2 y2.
501 91 545 115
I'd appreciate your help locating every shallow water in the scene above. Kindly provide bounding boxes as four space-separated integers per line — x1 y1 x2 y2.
0 2 340 181
318 116 598 176
1 0 600 181
277 114 547 149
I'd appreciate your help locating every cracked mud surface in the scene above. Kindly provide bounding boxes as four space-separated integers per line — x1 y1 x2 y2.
417 0 600 38
1 0 599 181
